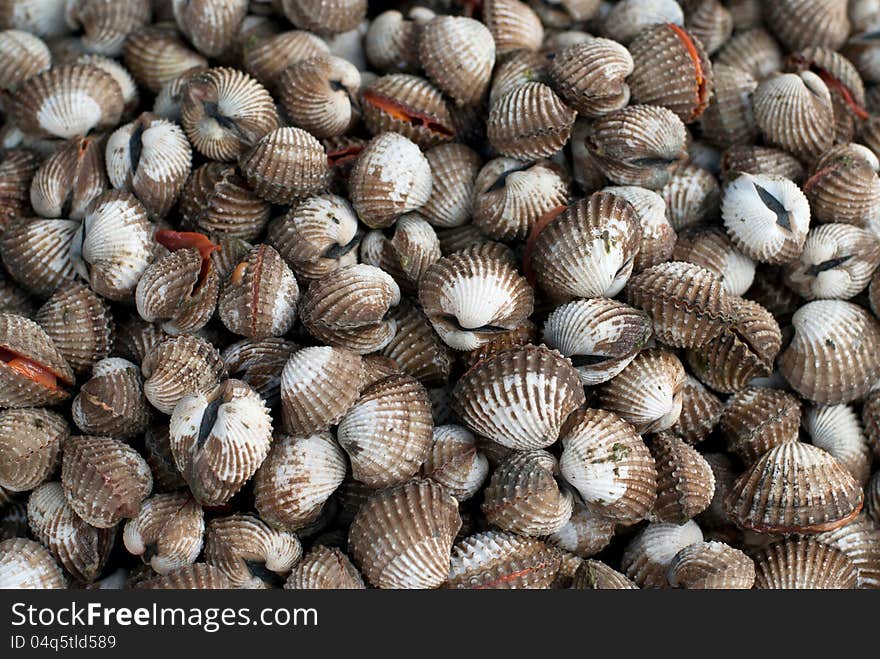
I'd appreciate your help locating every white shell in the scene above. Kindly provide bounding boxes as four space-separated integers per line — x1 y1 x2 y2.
803 405 872 486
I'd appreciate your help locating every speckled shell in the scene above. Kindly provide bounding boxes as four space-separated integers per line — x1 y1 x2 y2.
360 214 440 295
299 264 400 354
445 530 561 589
753 538 857 589
542 298 652 387
661 163 721 231
278 55 360 139
0 29 50 90
548 37 632 117
545 500 615 558
267 194 359 280
785 224 880 300
421 425 488 502
601 0 683 45
670 375 723 445
285 545 364 589
172 0 246 58
169 379 272 507
0 537 66 589
0 313 74 407
721 173 810 265
482 0 543 54
765 0 850 52
672 226 754 296
803 147 880 230
0 216 78 296
780 300 880 404
0 407 67 492
420 143 481 229
61 435 152 528
380 302 453 386
487 82 576 160
35 281 113 374
650 433 715 523
72 358 149 438
419 252 533 352
721 145 805 183
280 346 364 436
134 563 231 589
337 374 433 488
452 344 585 451
816 513 880 589
105 112 191 219
667 540 755 589
0 148 37 233
719 387 801 464
863 389 880 462
112 316 168 366
699 63 758 148
123 491 204 575
586 104 688 189
123 25 208 94
627 23 713 123
559 408 657 524
621 520 703 588
280 0 365 35
348 479 460 589
803 405 872 486
179 67 277 161
482 450 573 537
726 441 863 534
361 73 454 149
459 320 537 371
419 16 494 106
141 334 227 415
0 271 32 317
10 63 123 138
571 559 638 589
530 192 641 300
71 190 154 302
204 514 301 589
29 135 107 220
27 481 113 583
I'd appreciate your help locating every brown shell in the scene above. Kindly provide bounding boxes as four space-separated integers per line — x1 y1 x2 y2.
134 563 231 589
27 481 114 583
381 302 453 386
628 23 713 123
445 530 562 589
625 261 734 349
699 63 759 148
337 374 433 488
0 29 50 90
802 147 880 230
280 0 365 36
671 225 754 296
278 55 360 139
0 217 80 297
620 520 703 588
221 337 298 408
753 538 857 589
460 321 538 372
650 433 715 523
0 270 32 317
571 559 638 589
0 537 66 589
661 163 721 231
0 148 37 233
0 313 74 408
61 435 153 528
285 545 365 589
715 28 783 81
242 28 329 89
721 145 805 184
29 135 107 220
482 0 544 54
725 441 863 534
173 0 247 58
719 386 801 464
487 82 576 160
667 540 755 589
601 0 685 45
419 16 495 106
545 499 615 559
112 316 169 366
123 25 207 94
123 491 204 575
0 407 67 492
421 425 489 502
72 358 149 438
548 37 632 117
141 334 227 415
421 143 481 229
360 214 441 295
863 388 880 462
670 375 723 444
452 344 585 451
764 0 850 52
143 421 186 493
348 479 461 589
815 513 880 589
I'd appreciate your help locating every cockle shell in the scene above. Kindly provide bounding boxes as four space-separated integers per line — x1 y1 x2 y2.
0 147 37 233
360 214 440 294
348 479 460 589
242 28 329 89
764 0 850 52
419 16 494 106
27 481 113 583
803 405 872 486
285 545 365 589
112 316 168 366
65 0 150 57
802 146 880 230
481 0 544 54
603 185 676 272
487 82 576 160
482 450 574 537
337 374 433 488
779 300 880 404
445 530 562 589
123 491 204 575
649 433 715 523
72 358 149 438
488 48 549 106
667 540 755 589
0 537 66 589
546 500 615 558
719 386 801 464
452 344 585 450
815 513 880 589
0 407 67 491
123 24 208 94
380 302 453 386
281 0 365 36
172 0 247 58
571 559 638 589
419 251 533 351
863 388 880 461
0 313 74 407
671 375 723 444
220 337 297 408
0 217 78 296
548 37 632 117
601 0 684 45
142 421 186 493
672 226 754 296
61 434 152 528
0 270 31 317
76 53 139 114
721 144 805 183
661 163 721 230
421 425 488 502
134 563 231 589
420 143 481 229
278 55 360 139
699 63 758 148
141 334 227 415
169 379 272 506
753 538 857 589
29 134 107 220
0 29 50 90
725 441 863 534
205 514 301 589
459 320 537 371
621 520 703 588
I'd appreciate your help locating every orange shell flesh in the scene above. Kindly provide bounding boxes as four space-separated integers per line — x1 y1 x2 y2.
0 348 62 390
362 89 455 138
668 23 710 122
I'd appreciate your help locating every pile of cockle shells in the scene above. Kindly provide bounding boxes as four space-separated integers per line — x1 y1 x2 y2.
1 0 880 592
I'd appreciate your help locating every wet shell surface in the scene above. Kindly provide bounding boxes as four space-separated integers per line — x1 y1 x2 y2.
141 334 227 415
0 537 66 589
123 491 204 575
173 0 247 58
72 358 149 438
0 407 67 492
666 540 755 589
0 313 75 408
29 134 107 220
445 530 562 589
753 538 857 589
487 82 576 160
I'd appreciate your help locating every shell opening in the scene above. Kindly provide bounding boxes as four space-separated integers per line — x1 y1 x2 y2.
805 255 852 276
327 144 363 167
0 348 64 390
129 121 146 174
362 89 455 137
667 23 710 121
753 184 792 230
155 230 220 292
322 231 362 259
197 397 222 449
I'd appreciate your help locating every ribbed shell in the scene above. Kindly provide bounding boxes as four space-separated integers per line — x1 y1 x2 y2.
123 26 207 94
0 272 32 317
601 0 684 44
123 491 204 574
779 300 880 404
815 513 880 589
337 374 433 488
243 29 329 89
482 0 544 54
764 0 850 52
628 23 713 123
0 217 79 297
487 82 576 160
281 0 365 35
864 389 880 462
0 537 66 589
548 38 632 117
0 407 67 492
672 226 754 296
559 408 657 524
66 0 151 56
803 405 872 486
699 63 758 148
142 421 186 493
571 559 638 589
482 450 574 537
27 481 113 583
29 134 107 220
866 472 880 525
625 261 733 348
715 27 783 80
72 358 149 438
169 379 272 506
725 442 863 533
803 147 880 230
719 387 801 464
0 148 37 233
459 320 537 371
220 337 296 408
603 185 675 272
278 55 360 139
0 29 50 90
10 63 123 138
586 104 688 189
381 302 453 386
667 541 755 589
35 281 113 374
421 143 481 229
419 252 534 351
721 144 805 183
349 131 432 229
113 316 168 366
285 545 365 589
753 538 857 589
0 312 74 408
620 520 703 588
134 563 231 589
421 425 488 502
360 214 441 295
452 344 585 450
173 0 247 58
420 16 494 106
348 479 461 589
546 500 615 558
61 435 153 528
650 433 715 523
661 163 721 231
445 531 561 589
671 375 723 444
280 346 364 436
141 334 227 415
